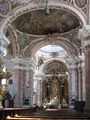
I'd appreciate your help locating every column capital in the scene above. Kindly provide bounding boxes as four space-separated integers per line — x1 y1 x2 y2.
66 57 78 69
78 25 90 41
0 33 10 46
78 25 90 52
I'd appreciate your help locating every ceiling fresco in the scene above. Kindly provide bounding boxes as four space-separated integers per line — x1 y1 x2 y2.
13 9 81 35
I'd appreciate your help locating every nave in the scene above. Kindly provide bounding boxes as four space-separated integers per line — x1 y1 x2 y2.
1 0 90 118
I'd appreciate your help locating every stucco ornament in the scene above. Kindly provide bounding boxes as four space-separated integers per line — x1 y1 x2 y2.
9 0 16 5
16 0 32 4
0 0 11 17
73 0 87 9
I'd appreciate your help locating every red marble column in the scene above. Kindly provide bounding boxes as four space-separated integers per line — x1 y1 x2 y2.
77 60 83 101
67 58 78 101
29 69 34 106
37 80 42 106
18 64 26 107
14 64 26 107
84 45 90 116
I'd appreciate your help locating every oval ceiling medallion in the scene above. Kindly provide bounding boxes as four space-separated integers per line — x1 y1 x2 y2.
13 9 80 35
0 0 11 17
73 0 87 8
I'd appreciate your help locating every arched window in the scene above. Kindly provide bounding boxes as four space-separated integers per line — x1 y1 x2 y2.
8 79 13 85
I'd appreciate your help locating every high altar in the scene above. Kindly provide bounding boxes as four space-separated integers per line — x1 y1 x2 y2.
42 76 68 108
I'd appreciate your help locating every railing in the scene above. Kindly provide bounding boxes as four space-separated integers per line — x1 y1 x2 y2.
0 107 36 120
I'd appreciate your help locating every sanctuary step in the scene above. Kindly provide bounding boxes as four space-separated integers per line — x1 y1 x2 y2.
7 108 89 120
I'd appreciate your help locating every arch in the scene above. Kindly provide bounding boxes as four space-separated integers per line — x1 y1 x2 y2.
40 58 69 74
24 37 78 58
0 1 87 37
7 25 20 56
40 58 69 106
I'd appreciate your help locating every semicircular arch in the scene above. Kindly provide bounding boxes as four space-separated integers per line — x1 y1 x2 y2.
40 58 68 74
24 37 78 58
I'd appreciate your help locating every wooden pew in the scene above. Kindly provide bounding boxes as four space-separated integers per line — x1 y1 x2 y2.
6 116 37 120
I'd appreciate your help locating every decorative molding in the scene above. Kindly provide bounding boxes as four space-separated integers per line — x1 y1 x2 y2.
0 0 87 34
78 25 90 52
73 0 87 9
9 0 17 5
4 57 36 71
66 57 78 69
0 33 10 46
7 25 20 56
84 44 90 53
15 0 32 4
0 0 11 17
24 37 78 58
78 25 90 41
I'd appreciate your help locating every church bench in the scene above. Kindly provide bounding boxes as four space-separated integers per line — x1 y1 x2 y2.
6 116 36 120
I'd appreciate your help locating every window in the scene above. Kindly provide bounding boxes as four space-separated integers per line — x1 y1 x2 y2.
9 79 13 85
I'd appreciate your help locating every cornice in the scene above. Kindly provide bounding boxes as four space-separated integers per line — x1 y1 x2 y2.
4 57 36 70
0 32 10 46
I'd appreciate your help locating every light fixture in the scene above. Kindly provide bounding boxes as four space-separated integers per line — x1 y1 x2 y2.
45 0 50 15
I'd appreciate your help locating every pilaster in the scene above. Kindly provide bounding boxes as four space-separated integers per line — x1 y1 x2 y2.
78 26 90 116
76 57 83 101
87 0 90 24
4 57 35 107
37 80 42 106
67 57 78 101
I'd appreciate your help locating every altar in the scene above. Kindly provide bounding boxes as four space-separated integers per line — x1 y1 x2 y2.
42 76 68 108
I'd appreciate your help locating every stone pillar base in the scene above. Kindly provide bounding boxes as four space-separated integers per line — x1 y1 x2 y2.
84 108 90 117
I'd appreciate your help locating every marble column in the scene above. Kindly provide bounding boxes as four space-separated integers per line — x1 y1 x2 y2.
25 68 30 99
11 60 26 107
33 80 38 105
13 64 20 107
77 58 83 101
37 80 42 106
0 55 4 108
82 61 86 101
77 55 85 101
28 68 34 106
67 57 78 102
84 45 90 116
87 0 90 24
78 26 90 116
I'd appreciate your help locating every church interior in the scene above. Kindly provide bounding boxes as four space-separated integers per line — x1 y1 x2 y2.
0 0 90 120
